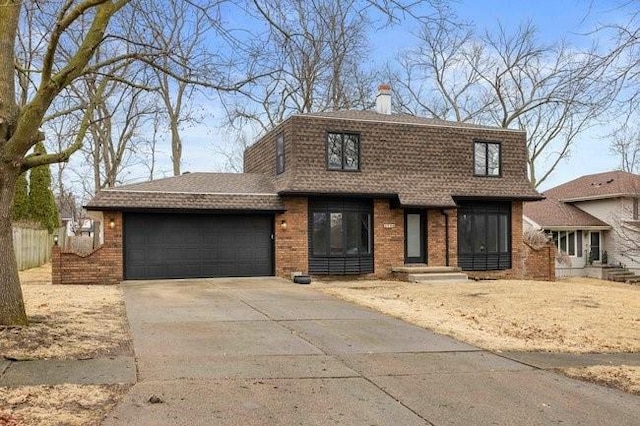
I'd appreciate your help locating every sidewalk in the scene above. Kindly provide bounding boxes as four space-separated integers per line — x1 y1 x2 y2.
0 356 136 387
2 352 637 388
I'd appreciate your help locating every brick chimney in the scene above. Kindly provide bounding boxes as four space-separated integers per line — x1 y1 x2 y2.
375 84 392 114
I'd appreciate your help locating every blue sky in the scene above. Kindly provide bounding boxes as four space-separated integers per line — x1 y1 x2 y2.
155 0 629 192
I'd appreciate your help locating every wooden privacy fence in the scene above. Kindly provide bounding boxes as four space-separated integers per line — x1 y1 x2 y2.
12 226 61 271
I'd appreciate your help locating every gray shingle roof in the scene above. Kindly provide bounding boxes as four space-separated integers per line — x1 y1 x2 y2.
85 173 284 211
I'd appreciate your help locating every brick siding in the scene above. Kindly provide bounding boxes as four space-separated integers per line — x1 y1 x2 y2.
373 199 405 278
275 197 308 277
52 212 123 285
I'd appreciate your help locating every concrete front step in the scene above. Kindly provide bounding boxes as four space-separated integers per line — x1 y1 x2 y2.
392 265 462 274
407 272 469 283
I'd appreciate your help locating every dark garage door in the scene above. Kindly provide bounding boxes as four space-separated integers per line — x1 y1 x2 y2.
124 213 273 279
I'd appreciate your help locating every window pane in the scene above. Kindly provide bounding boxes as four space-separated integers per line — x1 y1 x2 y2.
459 213 472 253
499 214 509 252
345 213 360 255
590 232 600 261
487 143 500 176
559 232 568 253
567 231 575 255
406 214 422 258
343 134 359 170
474 143 486 175
360 213 371 254
330 212 343 255
487 214 498 252
312 212 328 255
327 133 342 169
473 214 486 253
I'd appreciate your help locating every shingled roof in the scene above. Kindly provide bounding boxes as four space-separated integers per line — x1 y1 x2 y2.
298 110 525 132
522 171 640 229
86 173 284 211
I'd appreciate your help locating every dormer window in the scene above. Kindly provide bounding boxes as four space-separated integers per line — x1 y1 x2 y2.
276 133 285 174
474 141 501 176
327 132 360 171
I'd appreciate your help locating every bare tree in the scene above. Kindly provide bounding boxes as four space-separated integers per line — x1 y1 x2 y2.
393 12 616 187
610 125 640 173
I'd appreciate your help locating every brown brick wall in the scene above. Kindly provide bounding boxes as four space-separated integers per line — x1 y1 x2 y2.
52 211 123 285
373 199 404 278
427 209 458 267
522 242 556 281
275 197 308 277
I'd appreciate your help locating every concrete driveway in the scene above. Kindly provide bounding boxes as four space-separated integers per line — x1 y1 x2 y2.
104 278 639 425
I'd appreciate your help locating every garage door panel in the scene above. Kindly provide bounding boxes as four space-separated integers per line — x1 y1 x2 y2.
124 213 273 279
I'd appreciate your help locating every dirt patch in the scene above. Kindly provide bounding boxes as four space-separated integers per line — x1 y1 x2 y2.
0 284 132 360
18 263 52 285
319 277 640 353
0 384 130 426
561 366 640 395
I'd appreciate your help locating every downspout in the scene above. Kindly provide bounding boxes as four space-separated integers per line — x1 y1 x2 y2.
441 209 449 267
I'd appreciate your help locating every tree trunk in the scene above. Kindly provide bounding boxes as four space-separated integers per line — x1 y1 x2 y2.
0 163 28 325
170 120 182 176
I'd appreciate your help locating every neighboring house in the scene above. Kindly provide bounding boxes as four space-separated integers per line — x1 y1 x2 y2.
56 193 77 237
56 85 544 284
523 171 640 277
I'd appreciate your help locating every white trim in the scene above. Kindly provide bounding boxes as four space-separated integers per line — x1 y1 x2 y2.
523 215 541 228
560 193 636 202
543 225 610 231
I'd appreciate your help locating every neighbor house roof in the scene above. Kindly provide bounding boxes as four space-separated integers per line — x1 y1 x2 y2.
522 171 640 229
547 170 640 202
85 172 284 211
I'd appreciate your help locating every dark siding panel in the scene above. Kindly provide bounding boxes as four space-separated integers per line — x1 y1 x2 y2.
124 213 273 280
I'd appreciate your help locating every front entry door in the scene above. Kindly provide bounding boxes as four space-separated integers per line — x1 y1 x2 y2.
405 211 426 264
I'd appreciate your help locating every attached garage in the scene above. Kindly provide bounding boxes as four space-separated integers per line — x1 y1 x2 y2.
124 212 274 280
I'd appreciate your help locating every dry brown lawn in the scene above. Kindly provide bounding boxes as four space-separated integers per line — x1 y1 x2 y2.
562 366 640 395
318 277 640 395
0 384 128 426
0 264 132 425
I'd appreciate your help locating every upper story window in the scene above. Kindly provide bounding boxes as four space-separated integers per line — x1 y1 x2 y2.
276 133 285 174
327 132 360 171
474 141 501 176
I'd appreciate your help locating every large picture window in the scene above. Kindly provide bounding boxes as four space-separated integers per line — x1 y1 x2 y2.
458 202 511 271
309 198 373 274
327 132 360 171
474 141 501 176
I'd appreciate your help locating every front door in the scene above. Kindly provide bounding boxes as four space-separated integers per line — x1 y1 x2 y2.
405 211 425 264
590 231 601 262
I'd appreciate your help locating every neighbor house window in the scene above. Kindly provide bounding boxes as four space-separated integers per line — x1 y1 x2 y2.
552 231 577 256
474 141 501 176
327 132 359 171
276 133 285 174
633 198 639 220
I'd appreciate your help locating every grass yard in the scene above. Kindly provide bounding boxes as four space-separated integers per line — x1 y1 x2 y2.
318 277 640 394
0 264 132 425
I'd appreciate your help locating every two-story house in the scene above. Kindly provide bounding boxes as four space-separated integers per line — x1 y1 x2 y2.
523 170 640 277
58 85 543 285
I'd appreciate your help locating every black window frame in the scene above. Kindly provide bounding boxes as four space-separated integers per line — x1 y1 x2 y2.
457 201 511 271
308 198 373 275
275 133 285 175
326 132 361 172
473 141 502 177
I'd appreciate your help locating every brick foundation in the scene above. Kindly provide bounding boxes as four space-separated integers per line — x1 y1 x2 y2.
52 212 123 285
